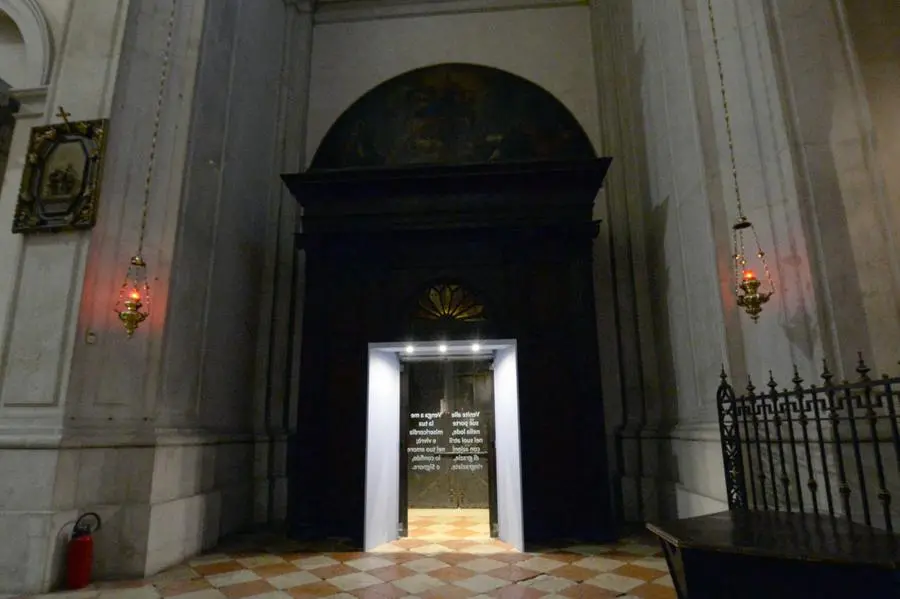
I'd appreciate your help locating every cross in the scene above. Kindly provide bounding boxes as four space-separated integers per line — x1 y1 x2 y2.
55 106 71 125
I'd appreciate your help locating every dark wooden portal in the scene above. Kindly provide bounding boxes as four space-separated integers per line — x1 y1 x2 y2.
283 159 614 545
283 63 616 546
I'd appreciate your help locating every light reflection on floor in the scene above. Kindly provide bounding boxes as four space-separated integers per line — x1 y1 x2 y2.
19 518 675 599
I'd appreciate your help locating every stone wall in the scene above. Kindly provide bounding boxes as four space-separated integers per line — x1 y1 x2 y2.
589 0 900 524
1 0 896 592
589 0 837 522
844 0 900 252
0 0 136 591
767 0 900 375
0 0 312 593
305 0 600 165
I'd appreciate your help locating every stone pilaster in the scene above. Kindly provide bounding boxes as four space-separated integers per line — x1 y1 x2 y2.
765 0 900 378
251 0 314 528
0 0 137 591
590 0 664 524
592 0 830 521
0 0 315 592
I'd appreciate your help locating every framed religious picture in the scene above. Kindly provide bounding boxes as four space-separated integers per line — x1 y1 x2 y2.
11 109 109 234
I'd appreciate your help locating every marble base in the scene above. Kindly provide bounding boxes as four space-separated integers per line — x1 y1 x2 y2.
0 509 78 593
0 431 270 594
618 423 728 523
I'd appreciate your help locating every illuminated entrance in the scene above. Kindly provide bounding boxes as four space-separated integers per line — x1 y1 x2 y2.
402 356 496 539
365 341 523 551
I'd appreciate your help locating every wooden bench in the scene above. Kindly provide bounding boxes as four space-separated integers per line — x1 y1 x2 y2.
647 510 900 599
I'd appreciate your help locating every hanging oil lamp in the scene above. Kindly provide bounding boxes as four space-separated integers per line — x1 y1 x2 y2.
113 0 177 337
116 255 150 337
732 217 774 322
707 0 776 322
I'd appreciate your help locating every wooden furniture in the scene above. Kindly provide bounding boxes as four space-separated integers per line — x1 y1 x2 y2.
647 510 900 599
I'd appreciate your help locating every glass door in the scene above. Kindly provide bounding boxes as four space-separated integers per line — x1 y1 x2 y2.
399 357 498 537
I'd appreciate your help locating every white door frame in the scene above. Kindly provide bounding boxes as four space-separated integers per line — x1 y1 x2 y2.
364 340 524 551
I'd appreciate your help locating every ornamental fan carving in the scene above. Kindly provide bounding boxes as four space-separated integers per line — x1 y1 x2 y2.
416 284 485 322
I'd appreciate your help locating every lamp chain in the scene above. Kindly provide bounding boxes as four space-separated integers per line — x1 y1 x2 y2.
706 0 776 299
137 0 178 257
706 0 744 222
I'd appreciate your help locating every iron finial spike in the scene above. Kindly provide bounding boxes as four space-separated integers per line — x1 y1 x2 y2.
821 359 833 383
792 364 803 387
856 353 871 380
720 364 728 381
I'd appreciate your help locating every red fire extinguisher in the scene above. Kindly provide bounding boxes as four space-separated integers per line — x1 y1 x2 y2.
66 512 101 590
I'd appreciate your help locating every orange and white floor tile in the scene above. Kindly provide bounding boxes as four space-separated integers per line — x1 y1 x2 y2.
18 517 675 599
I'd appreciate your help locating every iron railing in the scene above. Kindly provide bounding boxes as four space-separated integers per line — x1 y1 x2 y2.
717 355 900 532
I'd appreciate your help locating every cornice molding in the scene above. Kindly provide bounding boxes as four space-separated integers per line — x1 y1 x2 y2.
8 85 47 119
0 425 257 449
314 0 586 24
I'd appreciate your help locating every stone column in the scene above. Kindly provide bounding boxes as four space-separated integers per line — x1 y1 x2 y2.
765 0 900 377
251 0 314 527
594 0 829 520
590 0 667 523
1 0 315 592
0 1 138 592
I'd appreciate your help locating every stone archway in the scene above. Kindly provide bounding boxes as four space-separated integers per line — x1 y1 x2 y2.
0 0 51 88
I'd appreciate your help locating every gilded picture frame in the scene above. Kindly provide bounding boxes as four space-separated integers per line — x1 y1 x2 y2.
11 118 109 234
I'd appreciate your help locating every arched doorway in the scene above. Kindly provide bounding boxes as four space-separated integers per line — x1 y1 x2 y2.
1 0 51 196
284 63 615 546
0 0 52 89
0 80 16 194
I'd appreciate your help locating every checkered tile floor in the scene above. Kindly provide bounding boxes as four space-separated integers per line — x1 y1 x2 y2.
24 518 674 599
407 509 491 541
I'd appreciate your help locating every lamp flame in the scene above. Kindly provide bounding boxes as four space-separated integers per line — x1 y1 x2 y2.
732 219 774 322
115 256 150 338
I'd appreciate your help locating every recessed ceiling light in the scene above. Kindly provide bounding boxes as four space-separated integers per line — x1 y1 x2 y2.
438 344 448 353
405 345 415 354
471 343 481 352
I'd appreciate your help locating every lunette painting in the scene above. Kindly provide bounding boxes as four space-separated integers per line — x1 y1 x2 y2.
311 63 595 169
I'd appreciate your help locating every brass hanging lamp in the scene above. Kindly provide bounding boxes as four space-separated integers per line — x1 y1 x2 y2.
706 0 775 322
115 0 177 337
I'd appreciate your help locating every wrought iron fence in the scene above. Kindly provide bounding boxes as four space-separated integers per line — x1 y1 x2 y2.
717 355 900 532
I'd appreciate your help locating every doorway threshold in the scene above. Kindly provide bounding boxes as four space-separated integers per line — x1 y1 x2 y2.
407 508 490 542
